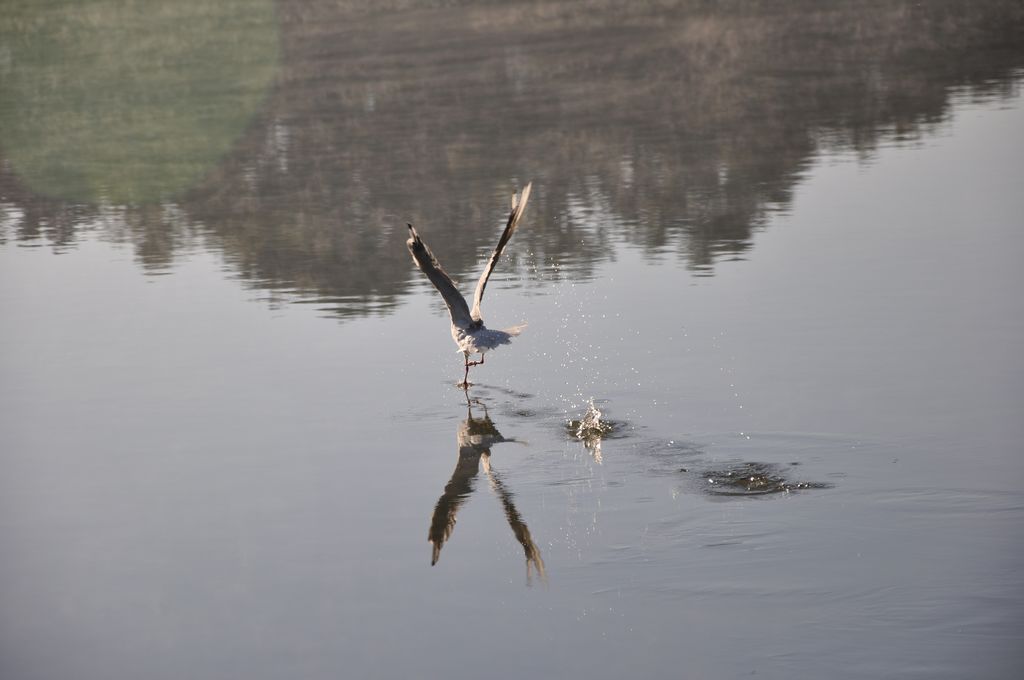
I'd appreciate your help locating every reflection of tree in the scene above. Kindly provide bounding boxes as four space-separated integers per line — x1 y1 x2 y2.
2 1 1022 312
0 0 278 205
428 399 545 584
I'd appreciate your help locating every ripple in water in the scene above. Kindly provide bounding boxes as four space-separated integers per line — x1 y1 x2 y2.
699 461 833 497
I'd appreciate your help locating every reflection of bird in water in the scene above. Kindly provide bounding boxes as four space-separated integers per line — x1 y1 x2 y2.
406 183 532 387
428 398 545 584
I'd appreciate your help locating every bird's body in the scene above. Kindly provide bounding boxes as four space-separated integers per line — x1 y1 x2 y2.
451 323 525 357
406 182 532 387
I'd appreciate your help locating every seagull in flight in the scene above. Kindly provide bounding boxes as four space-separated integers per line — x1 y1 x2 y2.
407 182 532 387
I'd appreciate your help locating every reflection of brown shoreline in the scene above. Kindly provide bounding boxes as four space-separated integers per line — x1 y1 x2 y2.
428 399 545 584
2 1 1022 311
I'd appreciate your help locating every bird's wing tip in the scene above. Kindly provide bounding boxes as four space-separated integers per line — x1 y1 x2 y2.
406 223 421 245
511 182 533 211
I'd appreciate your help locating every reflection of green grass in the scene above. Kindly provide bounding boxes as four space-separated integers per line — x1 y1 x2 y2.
0 0 279 204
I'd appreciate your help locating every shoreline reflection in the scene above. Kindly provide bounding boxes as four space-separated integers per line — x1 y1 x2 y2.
2 2 1022 319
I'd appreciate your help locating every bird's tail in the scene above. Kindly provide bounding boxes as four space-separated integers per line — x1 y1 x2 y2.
502 323 527 337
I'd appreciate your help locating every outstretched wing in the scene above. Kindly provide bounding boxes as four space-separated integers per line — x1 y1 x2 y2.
428 447 481 566
470 182 532 322
407 224 474 330
484 464 547 584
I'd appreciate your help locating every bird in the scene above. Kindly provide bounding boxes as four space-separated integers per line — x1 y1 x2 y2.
406 182 532 387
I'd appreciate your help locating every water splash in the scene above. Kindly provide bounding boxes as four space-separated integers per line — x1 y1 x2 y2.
576 399 607 438
566 398 619 463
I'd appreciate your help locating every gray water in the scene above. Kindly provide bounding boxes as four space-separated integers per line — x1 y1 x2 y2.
2 2 1023 678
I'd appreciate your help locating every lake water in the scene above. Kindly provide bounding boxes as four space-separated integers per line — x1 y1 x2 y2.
2 2 1023 679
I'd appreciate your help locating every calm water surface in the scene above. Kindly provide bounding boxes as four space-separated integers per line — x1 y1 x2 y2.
2 2 1023 679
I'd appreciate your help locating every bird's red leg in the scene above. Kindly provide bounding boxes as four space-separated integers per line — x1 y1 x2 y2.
461 354 485 388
